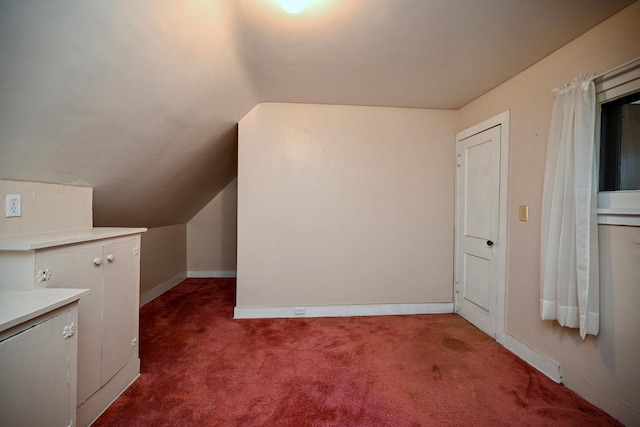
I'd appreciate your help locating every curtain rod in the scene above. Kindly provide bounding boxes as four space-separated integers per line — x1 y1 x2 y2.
593 56 640 81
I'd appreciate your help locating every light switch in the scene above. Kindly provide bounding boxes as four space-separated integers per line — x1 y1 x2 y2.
519 205 529 222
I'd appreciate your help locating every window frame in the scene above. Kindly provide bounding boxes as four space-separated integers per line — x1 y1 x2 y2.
595 57 640 226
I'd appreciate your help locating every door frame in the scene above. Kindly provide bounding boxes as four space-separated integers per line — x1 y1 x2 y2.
454 111 510 344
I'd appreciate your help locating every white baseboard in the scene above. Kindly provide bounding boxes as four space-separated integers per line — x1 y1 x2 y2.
234 302 454 319
139 271 187 307
561 365 640 427
187 270 237 278
502 332 562 383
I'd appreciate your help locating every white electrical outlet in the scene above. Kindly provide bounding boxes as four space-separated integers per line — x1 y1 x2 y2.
294 307 306 316
5 194 21 217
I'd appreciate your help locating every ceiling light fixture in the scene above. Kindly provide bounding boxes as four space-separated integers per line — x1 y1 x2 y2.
277 0 309 14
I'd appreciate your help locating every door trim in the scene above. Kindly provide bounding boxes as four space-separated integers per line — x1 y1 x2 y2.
454 111 510 344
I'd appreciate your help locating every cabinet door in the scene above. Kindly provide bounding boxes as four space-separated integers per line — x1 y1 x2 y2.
36 243 103 404
101 237 140 383
0 310 73 427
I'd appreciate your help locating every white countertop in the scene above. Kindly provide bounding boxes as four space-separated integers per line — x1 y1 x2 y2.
0 227 147 251
0 288 90 334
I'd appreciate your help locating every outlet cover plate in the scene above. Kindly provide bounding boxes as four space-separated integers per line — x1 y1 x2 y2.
5 194 21 217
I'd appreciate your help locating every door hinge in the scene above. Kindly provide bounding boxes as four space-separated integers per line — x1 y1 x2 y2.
131 337 138 348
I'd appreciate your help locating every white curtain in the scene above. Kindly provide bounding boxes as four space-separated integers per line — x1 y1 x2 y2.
540 74 599 339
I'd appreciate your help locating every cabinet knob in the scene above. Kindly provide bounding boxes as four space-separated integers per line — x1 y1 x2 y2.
107 254 115 263
93 257 103 266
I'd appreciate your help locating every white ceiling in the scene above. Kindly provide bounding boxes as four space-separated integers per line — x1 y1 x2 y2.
237 0 635 109
0 0 635 227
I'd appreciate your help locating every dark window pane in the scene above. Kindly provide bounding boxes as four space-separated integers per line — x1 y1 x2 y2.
599 91 640 191
620 103 640 190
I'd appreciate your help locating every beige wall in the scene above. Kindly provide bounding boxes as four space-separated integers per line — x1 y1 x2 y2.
0 0 255 229
0 179 92 236
140 224 187 297
187 178 237 274
458 2 640 424
237 103 456 308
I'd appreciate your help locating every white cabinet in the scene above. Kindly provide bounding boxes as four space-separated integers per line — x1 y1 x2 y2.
0 227 145 427
100 239 140 386
35 235 141 408
0 289 87 427
35 241 103 403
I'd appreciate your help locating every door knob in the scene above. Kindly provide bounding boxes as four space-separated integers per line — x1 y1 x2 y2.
107 254 115 262
486 240 494 247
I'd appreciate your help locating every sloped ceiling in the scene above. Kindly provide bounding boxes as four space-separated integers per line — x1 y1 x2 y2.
0 0 634 227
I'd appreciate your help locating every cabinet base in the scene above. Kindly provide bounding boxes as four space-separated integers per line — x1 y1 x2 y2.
77 356 140 427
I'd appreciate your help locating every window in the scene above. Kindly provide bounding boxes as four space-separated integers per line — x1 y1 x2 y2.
599 90 640 191
595 57 640 226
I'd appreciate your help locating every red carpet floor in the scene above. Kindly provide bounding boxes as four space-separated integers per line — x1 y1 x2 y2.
94 278 621 426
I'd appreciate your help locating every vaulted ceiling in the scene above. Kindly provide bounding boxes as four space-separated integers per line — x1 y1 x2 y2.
0 0 634 227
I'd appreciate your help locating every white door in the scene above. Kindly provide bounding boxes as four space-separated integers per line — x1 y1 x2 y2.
0 310 74 427
36 242 104 404
455 125 501 338
102 237 139 384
